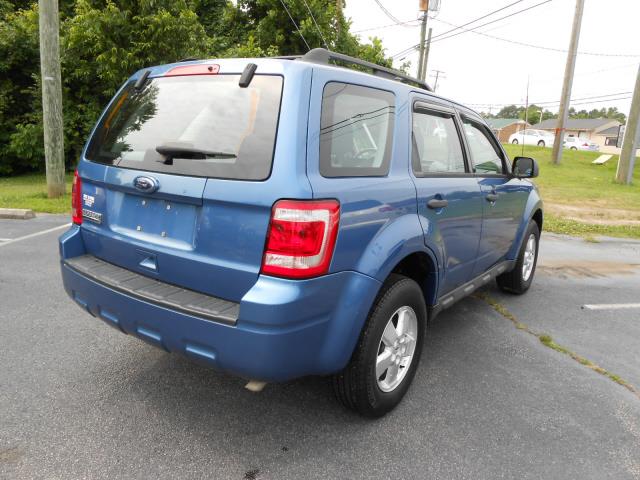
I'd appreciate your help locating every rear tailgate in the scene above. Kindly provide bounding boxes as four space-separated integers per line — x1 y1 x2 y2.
76 60 313 302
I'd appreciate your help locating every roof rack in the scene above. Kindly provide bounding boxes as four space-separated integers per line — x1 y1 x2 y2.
298 48 432 92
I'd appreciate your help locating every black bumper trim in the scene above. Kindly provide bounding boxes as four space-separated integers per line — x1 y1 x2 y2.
64 255 239 325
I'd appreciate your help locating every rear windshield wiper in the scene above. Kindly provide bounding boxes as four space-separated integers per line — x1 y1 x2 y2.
155 145 237 164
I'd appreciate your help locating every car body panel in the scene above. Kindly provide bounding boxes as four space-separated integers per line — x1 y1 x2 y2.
60 56 542 382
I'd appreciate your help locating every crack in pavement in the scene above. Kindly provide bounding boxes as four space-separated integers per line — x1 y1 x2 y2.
474 291 640 401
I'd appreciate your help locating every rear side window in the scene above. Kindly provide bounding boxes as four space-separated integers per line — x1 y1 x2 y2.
85 75 283 180
319 82 395 177
412 109 466 174
462 119 506 174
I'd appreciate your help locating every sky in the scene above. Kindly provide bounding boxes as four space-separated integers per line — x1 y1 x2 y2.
344 0 640 117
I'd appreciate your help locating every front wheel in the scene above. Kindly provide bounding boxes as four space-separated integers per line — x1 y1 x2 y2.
333 274 426 417
496 221 540 294
511 139 519 144
537 140 545 147
570 146 577 151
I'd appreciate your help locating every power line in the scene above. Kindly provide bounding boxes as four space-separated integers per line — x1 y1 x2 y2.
467 91 634 107
352 18 421 34
429 0 528 40
431 0 553 43
278 0 311 51
430 18 640 57
301 0 329 49
391 0 551 59
373 0 403 25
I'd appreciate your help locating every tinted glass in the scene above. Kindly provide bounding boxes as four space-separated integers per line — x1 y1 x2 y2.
462 120 505 174
85 75 283 180
320 82 395 177
412 110 466 174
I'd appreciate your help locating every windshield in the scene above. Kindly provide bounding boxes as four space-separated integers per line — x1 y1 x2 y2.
85 74 283 180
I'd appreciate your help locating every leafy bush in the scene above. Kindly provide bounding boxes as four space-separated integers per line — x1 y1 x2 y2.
0 0 392 175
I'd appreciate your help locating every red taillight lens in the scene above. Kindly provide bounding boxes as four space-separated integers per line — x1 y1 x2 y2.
71 169 82 225
261 199 340 279
583 143 589 147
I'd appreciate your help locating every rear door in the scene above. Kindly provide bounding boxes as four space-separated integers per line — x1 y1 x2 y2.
459 115 529 276
78 64 310 302
410 98 483 296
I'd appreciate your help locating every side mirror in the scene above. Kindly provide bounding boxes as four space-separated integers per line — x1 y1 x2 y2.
512 156 539 178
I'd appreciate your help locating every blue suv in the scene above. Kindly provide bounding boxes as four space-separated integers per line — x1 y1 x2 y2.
60 49 542 417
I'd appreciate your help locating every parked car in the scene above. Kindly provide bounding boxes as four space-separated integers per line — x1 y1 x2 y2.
563 136 599 151
508 129 555 147
59 49 543 417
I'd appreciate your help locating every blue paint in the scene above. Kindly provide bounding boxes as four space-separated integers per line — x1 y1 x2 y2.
60 57 542 382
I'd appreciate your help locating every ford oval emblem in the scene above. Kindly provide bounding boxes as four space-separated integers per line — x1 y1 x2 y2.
133 176 159 193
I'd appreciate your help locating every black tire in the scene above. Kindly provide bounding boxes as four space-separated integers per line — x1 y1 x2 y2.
332 274 427 417
497 221 540 294
511 139 519 144
537 140 545 147
570 146 577 151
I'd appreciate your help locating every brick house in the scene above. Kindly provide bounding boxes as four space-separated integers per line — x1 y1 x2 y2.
485 118 530 143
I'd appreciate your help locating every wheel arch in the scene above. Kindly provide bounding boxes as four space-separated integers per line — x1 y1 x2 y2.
507 192 544 260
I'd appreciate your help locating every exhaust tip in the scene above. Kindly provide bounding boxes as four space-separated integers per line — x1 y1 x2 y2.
245 380 267 393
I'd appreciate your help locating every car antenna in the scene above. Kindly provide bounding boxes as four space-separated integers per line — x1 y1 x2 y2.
134 69 151 91
239 63 258 88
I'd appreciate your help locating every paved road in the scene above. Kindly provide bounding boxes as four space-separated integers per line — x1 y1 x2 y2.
1 216 639 479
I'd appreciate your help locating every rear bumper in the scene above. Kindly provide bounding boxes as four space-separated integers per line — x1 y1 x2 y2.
59 226 381 382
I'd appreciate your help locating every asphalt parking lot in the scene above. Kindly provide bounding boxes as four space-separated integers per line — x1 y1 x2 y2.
1 215 639 480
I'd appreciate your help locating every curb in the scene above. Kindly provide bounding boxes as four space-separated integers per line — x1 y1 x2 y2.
0 208 36 220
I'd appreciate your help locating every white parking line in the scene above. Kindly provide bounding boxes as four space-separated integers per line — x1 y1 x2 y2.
0 223 71 248
582 303 640 311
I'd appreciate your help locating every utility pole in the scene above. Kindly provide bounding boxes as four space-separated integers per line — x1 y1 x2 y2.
417 0 429 81
615 64 640 184
430 69 445 92
420 27 432 81
336 0 342 37
551 0 585 165
39 0 65 197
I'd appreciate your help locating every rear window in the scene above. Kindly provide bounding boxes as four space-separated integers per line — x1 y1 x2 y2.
85 74 283 180
319 82 395 177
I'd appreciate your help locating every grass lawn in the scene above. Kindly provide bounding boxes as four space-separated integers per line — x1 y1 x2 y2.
1 149 639 239
502 144 640 239
0 173 73 214
502 144 640 211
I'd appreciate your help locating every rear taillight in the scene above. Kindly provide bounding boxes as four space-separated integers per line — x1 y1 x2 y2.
261 199 340 279
582 143 589 147
71 169 82 225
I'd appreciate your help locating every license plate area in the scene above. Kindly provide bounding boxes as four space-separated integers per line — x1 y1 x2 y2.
107 191 197 250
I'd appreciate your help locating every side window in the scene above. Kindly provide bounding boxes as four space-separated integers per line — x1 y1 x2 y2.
412 109 466 174
462 119 506 174
320 82 395 177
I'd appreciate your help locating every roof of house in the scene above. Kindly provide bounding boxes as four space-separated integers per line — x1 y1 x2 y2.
533 118 620 131
597 126 621 136
485 118 527 129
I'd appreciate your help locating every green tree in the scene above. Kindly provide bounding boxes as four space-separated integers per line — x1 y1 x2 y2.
0 0 394 175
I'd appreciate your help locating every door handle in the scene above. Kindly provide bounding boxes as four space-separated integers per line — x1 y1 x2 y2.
485 193 498 202
427 199 448 209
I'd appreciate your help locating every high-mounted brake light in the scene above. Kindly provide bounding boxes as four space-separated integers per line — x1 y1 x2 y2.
71 169 82 225
164 64 220 77
261 199 340 279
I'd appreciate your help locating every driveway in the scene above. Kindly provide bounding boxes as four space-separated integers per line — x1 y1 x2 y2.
1 216 639 479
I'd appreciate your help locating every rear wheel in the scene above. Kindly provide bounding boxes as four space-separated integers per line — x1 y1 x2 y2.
537 140 545 147
512 139 519 144
333 274 426 417
497 221 540 295
570 146 577 151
